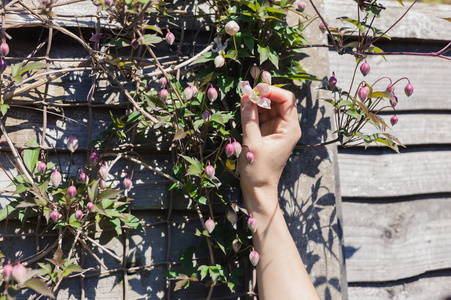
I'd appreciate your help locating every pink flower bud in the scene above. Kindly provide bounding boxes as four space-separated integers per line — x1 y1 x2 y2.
245 151 254 164
225 139 235 158
205 217 215 233
390 115 398 126
165 31 175 45
51 209 60 222
104 0 113 6
0 39 9 57
68 182 77 199
328 73 337 90
131 38 139 49
225 20 240 36
319 22 327 33
250 65 260 80
89 33 101 42
0 59 6 73
358 84 370 102
79 170 89 185
247 215 258 232
184 86 193 100
99 179 108 189
50 168 61 187
160 89 168 101
87 202 94 211
191 85 198 95
37 161 47 175
261 71 271 85
232 238 241 252
390 95 398 107
12 262 27 285
297 1 306 12
202 110 210 122
90 152 99 165
214 54 225 68
3 260 13 282
205 161 215 180
66 135 79 153
123 177 132 191
99 165 108 180
159 77 167 88
404 83 414 97
74 209 83 220
249 248 260 266
207 86 218 103
360 61 370 76
232 140 242 157
387 84 395 93
227 209 237 225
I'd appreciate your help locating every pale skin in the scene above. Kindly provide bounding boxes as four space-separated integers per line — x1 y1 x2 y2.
239 86 320 300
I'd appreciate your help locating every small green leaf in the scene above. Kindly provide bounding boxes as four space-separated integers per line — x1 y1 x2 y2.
258 44 270 64
141 34 162 45
180 155 203 177
0 104 9 115
23 137 39 173
269 48 279 69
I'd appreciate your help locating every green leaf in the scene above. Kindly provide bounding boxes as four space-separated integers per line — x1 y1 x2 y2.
110 217 122 235
198 265 209 281
163 270 180 278
1 104 9 115
69 214 80 229
141 34 162 45
10 63 22 77
193 52 216 64
258 44 270 64
241 32 254 53
0 200 19 221
23 137 39 173
23 279 54 298
19 63 46 75
217 75 235 100
269 48 279 69
225 50 239 62
122 213 142 230
97 188 121 201
180 155 203 177
105 38 130 48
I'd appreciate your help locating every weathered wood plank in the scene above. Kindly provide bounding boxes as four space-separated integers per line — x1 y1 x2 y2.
338 149 451 197
343 199 451 282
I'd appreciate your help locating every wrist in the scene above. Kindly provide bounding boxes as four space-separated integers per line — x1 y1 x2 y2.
242 185 279 216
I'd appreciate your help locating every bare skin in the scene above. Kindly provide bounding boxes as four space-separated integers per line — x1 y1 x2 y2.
239 86 320 300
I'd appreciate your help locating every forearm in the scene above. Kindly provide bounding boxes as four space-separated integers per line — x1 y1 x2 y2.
244 187 319 300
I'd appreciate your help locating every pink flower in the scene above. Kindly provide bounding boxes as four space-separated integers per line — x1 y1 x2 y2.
160 89 168 101
207 86 218 103
225 139 235 158
165 31 175 45
245 151 254 164
87 202 94 211
184 86 194 100
390 115 398 126
123 177 133 191
99 179 108 189
232 238 241 252
68 181 77 199
214 54 225 68
329 73 337 89
12 262 27 285
3 260 13 281
90 152 99 165
358 84 370 102
159 77 167 88
319 22 327 33
261 71 271 85
249 248 260 266
247 215 258 232
232 139 242 157
50 167 62 187
37 161 47 175
131 38 139 49
66 135 79 153
99 165 109 180
250 65 260 80
0 38 9 57
74 209 83 220
205 161 215 180
79 169 89 185
227 209 237 225
405 83 414 97
297 1 306 12
202 110 210 122
51 209 60 222
90 33 102 42
390 95 398 108
205 217 215 233
104 0 113 6
240 81 271 109
360 60 370 76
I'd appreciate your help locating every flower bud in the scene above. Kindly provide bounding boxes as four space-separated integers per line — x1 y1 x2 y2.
245 151 254 164
297 1 306 12
227 209 237 225
328 73 337 90
191 85 198 95
404 83 414 97
214 54 225 68
247 215 258 232
3 260 13 282
261 71 271 85
0 59 6 73
50 168 62 187
159 89 168 102
319 22 327 33
232 238 241 252
87 202 94 211
233 140 242 157
165 31 175 45
79 170 89 185
207 86 218 103
183 86 193 100
66 135 79 153
205 161 215 180
89 33 101 42
202 110 210 122
74 209 83 220
123 177 132 191
390 115 398 126
390 95 398 107
225 140 235 158
360 61 370 76
104 0 113 6
12 262 27 285
225 20 240 36
0 39 9 57
387 84 395 93
205 217 215 233
37 161 47 175
159 77 167 88
250 65 260 80
99 179 108 189
131 38 139 49
98 165 108 180
90 152 99 165
249 248 260 266
68 182 77 199
358 84 370 102
51 209 60 222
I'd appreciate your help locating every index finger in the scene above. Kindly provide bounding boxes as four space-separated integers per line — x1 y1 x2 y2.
262 86 298 120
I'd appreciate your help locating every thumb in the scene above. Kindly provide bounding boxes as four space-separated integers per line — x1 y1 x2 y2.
241 96 262 145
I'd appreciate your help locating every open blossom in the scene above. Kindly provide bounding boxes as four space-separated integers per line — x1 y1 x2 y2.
240 81 271 109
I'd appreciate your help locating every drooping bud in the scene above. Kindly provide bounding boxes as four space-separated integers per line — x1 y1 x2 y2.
214 54 225 68
247 215 258 232
250 65 260 80
319 22 327 33
328 73 337 90
87 201 94 211
0 59 6 73
66 135 79 153
202 110 210 122
79 170 89 185
74 209 83 221
261 71 271 85
232 140 242 157
99 179 108 189
90 152 99 165
12 262 27 285
98 165 108 180
104 0 113 6
3 260 13 282
183 86 194 100
225 20 240 36
159 89 168 102
159 77 167 88
297 1 306 12
131 38 139 49
165 31 175 45
191 85 198 95
207 86 218 103
245 151 254 164
89 33 101 42
404 83 414 97
50 167 62 187
0 39 9 57
360 60 370 76
249 248 260 267
225 139 235 158
227 209 238 225
390 115 398 126
232 238 241 252
68 181 77 199
387 84 395 93
205 217 215 233
358 84 370 102
37 161 47 175
51 209 60 222
123 177 133 191
205 161 215 180
390 95 398 107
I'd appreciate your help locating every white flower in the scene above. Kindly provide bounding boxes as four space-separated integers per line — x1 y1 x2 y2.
212 37 228 53
225 20 240 36
240 81 271 109
214 54 225 68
